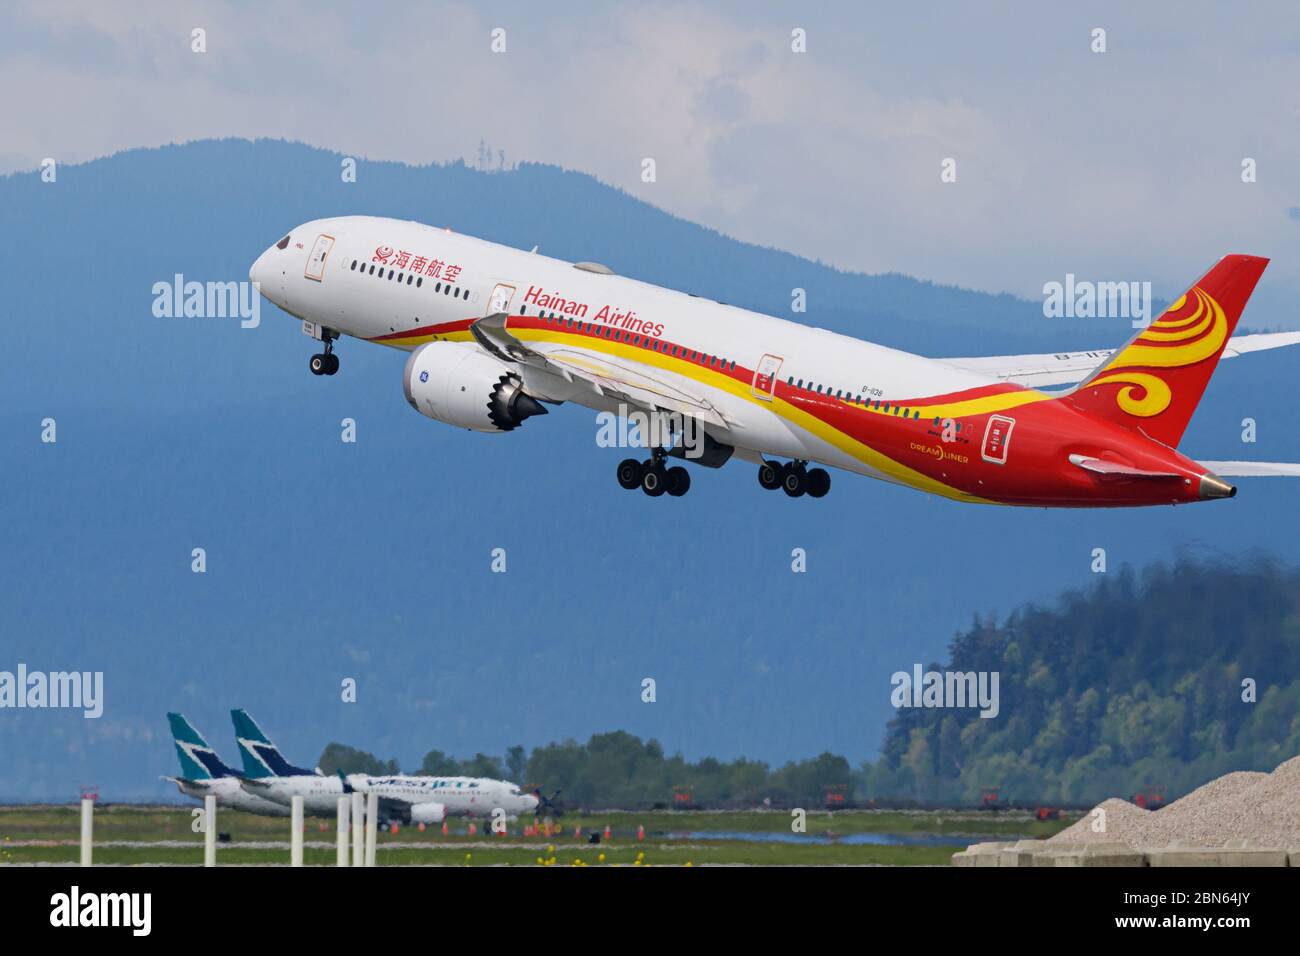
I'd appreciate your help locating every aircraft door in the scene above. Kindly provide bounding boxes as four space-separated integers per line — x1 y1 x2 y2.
981 415 1016 465
305 234 334 281
751 353 783 401
488 283 516 314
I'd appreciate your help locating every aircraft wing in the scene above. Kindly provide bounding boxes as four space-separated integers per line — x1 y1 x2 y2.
939 331 1300 388
471 313 732 428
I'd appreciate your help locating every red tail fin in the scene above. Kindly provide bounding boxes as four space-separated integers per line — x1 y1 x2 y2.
1067 255 1269 447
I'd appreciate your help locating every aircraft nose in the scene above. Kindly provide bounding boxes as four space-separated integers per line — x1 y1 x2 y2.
249 248 270 285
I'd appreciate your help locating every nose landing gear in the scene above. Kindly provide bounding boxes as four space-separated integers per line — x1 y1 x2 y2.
310 334 340 376
758 460 831 498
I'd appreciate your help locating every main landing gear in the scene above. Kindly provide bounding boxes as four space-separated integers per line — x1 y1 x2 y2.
758 459 830 498
617 449 691 497
309 335 340 376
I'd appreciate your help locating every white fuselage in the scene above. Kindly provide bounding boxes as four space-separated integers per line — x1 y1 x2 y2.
346 773 540 819
170 776 290 817
239 774 343 816
249 215 997 491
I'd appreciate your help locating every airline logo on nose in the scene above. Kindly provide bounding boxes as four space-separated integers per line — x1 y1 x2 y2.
373 244 463 281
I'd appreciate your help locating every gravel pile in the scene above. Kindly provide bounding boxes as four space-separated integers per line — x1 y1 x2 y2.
1049 756 1300 849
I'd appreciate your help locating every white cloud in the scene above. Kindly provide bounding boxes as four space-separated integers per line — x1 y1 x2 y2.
4 0 1300 304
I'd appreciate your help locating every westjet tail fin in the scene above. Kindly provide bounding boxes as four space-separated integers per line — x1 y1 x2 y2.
168 712 238 780
1068 255 1269 448
231 708 316 778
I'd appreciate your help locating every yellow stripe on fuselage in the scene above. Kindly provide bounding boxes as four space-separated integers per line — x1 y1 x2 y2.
508 325 1007 504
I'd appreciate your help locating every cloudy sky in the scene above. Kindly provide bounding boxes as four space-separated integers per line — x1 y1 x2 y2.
5 0 1300 303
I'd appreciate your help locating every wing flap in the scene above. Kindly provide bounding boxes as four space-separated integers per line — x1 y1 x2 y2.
470 313 730 428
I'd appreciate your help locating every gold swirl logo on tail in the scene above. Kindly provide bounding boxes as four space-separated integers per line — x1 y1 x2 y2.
1087 286 1227 417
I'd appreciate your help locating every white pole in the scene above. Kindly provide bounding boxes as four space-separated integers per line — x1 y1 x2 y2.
204 794 216 867
351 792 364 867
365 792 378 867
291 795 304 867
79 797 93 867
336 796 350 866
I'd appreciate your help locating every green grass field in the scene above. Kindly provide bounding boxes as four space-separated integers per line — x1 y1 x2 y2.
0 804 1074 866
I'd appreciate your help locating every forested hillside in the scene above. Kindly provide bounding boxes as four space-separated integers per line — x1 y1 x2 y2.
864 558 1300 805
320 559 1300 809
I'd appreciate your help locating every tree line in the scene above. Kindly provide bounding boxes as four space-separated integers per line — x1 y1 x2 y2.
320 558 1300 808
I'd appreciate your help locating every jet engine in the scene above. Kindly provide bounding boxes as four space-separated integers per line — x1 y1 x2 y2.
409 801 447 825
403 341 547 433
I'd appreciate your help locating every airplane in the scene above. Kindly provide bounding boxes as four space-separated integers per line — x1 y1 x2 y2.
249 217 1300 507
339 771 540 826
230 708 345 817
229 709 541 824
160 712 289 817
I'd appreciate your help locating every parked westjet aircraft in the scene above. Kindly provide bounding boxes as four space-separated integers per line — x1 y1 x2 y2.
160 713 288 817
250 218 1300 506
230 708 542 824
339 772 541 825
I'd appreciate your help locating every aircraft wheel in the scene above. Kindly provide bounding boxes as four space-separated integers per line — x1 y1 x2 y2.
309 353 327 376
642 462 667 497
617 458 644 490
807 468 831 498
782 463 807 498
324 352 340 375
666 466 691 497
757 460 782 490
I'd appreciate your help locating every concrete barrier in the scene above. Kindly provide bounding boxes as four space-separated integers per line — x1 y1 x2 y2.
1144 847 1288 867
950 841 1014 867
1040 843 1145 867
955 840 1295 867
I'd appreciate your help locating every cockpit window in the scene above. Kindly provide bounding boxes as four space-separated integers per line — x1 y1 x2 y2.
275 235 291 250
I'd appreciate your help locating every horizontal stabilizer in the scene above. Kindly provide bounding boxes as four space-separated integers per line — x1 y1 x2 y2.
941 330 1300 389
1195 460 1300 477
1068 454 1180 479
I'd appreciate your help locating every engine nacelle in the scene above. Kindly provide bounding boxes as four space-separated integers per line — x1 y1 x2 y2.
409 801 447 825
403 342 547 432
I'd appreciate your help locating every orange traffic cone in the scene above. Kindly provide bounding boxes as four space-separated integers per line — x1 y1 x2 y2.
468 822 477 836
441 821 449 835
637 824 645 841
418 822 426 832
603 825 612 840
